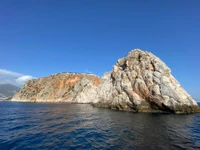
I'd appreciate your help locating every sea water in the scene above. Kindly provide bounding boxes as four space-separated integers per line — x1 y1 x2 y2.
0 101 200 150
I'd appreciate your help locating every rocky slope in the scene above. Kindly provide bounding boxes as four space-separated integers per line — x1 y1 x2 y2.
94 49 199 113
12 49 199 113
12 73 100 103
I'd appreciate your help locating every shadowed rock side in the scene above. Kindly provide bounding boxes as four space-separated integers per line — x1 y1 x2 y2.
12 73 100 103
94 49 199 113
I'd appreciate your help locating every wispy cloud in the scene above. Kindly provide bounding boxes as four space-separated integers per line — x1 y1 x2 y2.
84 69 93 74
0 69 36 87
15 75 35 85
0 69 22 77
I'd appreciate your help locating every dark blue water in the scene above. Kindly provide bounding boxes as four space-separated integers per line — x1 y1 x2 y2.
0 101 200 150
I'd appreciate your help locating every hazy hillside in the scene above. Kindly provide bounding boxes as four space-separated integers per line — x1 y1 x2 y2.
0 84 20 99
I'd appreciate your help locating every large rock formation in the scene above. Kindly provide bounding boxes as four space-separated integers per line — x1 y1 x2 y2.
12 49 199 113
12 73 100 103
94 49 199 113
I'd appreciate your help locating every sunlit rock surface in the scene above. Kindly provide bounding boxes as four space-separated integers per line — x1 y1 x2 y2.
12 73 100 103
94 49 199 113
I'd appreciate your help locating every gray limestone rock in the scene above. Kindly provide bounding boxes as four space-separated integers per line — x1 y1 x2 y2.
94 49 199 113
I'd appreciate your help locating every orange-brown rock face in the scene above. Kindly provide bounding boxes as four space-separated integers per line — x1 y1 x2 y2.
12 73 100 103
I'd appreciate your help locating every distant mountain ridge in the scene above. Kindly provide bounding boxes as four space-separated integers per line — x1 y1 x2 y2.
0 84 20 99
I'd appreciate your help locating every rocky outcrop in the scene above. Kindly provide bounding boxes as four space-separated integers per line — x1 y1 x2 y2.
12 49 199 113
94 49 199 113
12 73 100 103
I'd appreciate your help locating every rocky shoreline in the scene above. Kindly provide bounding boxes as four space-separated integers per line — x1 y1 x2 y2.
92 102 200 114
12 49 200 113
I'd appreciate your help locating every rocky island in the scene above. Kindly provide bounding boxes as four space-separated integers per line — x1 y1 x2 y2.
12 49 200 113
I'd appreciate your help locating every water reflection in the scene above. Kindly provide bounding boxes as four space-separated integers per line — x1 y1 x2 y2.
0 101 199 150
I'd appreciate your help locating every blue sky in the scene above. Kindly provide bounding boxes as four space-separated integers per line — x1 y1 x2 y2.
0 0 199 100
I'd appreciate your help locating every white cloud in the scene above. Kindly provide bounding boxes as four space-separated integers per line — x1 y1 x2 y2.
0 69 36 87
16 75 36 85
84 69 93 74
0 69 22 77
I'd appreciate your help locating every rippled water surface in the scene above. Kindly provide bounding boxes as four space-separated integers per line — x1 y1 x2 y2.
0 101 200 150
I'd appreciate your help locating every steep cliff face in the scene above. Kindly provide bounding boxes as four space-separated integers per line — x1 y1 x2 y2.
12 73 100 103
94 49 199 113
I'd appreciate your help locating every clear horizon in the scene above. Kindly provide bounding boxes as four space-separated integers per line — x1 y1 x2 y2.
0 0 199 99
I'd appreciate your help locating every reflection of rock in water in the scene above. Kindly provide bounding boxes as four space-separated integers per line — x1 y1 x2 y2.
0 102 200 149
